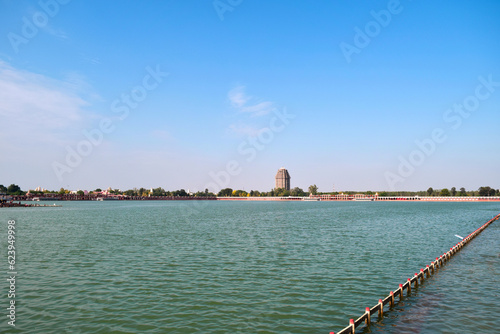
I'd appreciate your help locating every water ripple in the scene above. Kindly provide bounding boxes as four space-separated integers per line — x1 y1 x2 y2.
1 201 498 333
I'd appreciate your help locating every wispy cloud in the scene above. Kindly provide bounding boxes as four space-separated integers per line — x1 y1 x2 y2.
228 85 250 109
228 124 265 137
240 101 274 116
45 26 69 40
227 85 277 136
228 85 274 116
25 5 70 41
0 61 93 144
62 70 101 102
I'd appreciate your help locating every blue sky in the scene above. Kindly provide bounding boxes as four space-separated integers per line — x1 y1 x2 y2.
1 0 499 192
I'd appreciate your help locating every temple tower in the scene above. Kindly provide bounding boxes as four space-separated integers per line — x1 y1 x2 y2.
275 167 291 190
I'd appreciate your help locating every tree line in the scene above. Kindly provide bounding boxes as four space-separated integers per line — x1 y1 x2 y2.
0 184 23 195
217 187 309 197
2 183 499 197
0 184 217 197
425 186 499 197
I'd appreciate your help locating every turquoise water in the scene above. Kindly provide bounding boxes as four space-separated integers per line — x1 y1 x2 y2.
0 201 499 333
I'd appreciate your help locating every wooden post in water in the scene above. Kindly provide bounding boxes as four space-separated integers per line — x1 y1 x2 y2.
328 213 500 334
378 299 383 318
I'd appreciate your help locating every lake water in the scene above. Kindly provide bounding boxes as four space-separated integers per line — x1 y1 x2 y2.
1 201 499 333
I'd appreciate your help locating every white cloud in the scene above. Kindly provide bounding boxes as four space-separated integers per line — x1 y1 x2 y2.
226 85 276 136
0 60 92 144
228 85 250 108
227 85 274 116
45 27 69 40
241 101 274 116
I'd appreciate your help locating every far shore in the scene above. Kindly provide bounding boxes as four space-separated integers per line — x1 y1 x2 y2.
2 195 500 204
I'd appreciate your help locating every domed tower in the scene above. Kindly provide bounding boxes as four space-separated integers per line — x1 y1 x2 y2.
275 167 291 190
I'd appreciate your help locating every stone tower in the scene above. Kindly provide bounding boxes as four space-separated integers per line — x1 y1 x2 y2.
275 167 291 190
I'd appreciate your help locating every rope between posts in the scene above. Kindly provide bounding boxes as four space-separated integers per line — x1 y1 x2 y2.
330 213 500 334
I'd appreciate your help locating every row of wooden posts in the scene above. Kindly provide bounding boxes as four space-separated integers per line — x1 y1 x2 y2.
331 213 500 334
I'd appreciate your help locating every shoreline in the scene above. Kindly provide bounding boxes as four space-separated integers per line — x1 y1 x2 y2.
218 196 500 202
0 201 62 208
2 196 500 205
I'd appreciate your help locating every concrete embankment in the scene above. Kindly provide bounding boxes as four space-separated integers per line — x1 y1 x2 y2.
4 195 500 202
218 196 500 202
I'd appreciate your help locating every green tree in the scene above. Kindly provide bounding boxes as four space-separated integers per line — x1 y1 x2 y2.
195 190 216 197
217 188 233 197
440 188 450 196
274 188 291 196
173 189 188 196
290 187 306 197
0 184 7 194
151 187 166 196
427 187 434 196
459 187 466 196
77 190 85 196
232 190 248 197
124 189 135 196
308 184 318 195
7 184 21 195
478 186 492 196
450 187 457 196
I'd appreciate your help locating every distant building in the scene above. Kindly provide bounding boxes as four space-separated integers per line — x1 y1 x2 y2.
275 167 291 190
